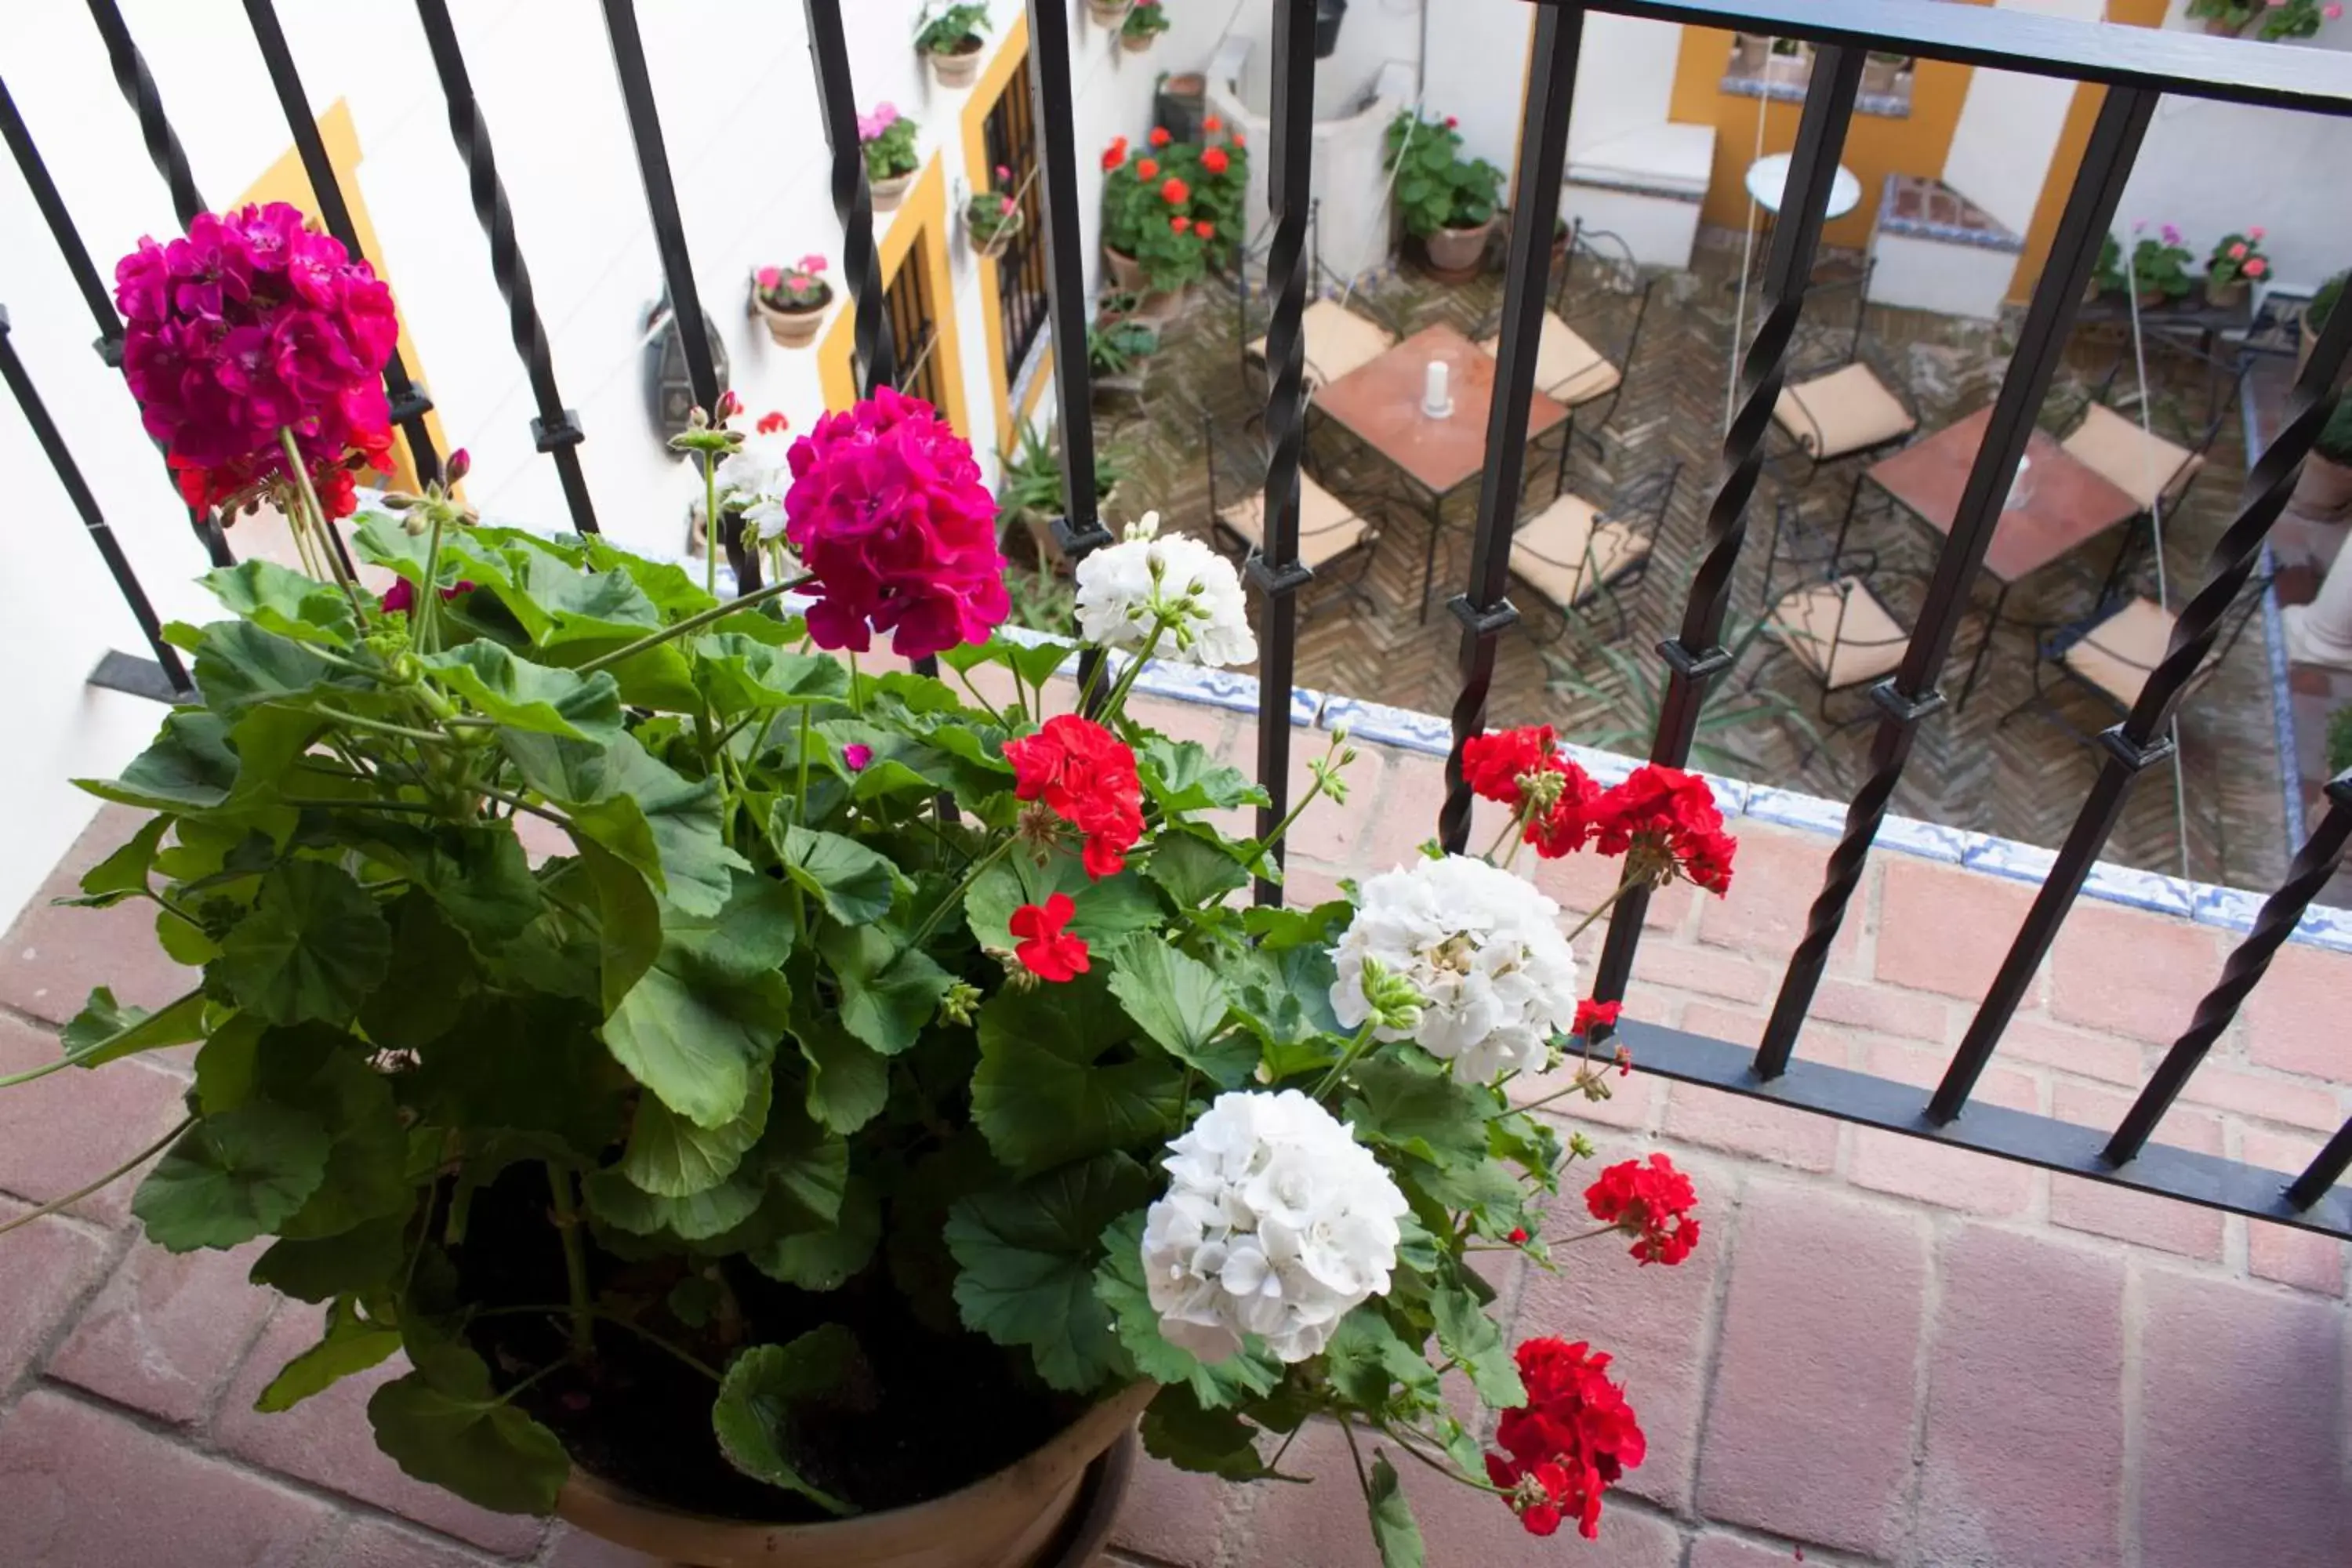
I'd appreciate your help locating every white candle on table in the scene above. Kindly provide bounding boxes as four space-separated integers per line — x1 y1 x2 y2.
1422 359 1451 417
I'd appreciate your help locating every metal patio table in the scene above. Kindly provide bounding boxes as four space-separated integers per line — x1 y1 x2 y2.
1310 322 1570 622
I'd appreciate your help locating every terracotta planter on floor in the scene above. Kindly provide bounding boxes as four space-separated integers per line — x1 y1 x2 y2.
2289 452 2352 526
557 1381 1156 1568
753 294 827 350
1104 246 1147 296
1421 218 1494 281
871 172 915 213
927 42 983 89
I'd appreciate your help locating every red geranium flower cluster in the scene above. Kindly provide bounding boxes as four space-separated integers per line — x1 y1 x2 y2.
1584 1152 1700 1266
1485 1338 1646 1539
1009 892 1089 982
1002 715 1145 880
114 201 399 517
1572 998 1621 1039
1588 764 1737 894
1462 724 1602 858
782 387 1009 661
1102 136 1128 172
1203 146 1231 175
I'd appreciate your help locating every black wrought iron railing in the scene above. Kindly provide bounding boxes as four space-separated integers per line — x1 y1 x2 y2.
4 0 2348 1239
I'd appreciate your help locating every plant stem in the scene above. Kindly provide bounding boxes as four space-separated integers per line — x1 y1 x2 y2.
544 1163 595 1360
0 986 207 1088
1380 1422 1506 1495
1096 622 1167 726
0 1116 191 1239
476 786 575 829
278 428 363 608
1501 1070 1612 1120
310 706 458 748
416 508 448 655
575 573 811 675
471 1304 720 1382
1251 732 1341 862
701 453 720 599
906 831 1018 949
1312 1019 1381 1102
1563 873 1641 945
848 651 864 717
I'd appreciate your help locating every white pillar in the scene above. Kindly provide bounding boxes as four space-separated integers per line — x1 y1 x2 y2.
2284 554 2352 673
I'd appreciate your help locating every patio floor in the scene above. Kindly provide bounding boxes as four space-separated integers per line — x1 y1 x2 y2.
2 689 2347 1568
1074 238 2292 896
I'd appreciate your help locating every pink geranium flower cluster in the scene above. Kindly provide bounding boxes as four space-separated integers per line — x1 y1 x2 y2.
855 102 902 142
114 201 398 518
782 386 1008 660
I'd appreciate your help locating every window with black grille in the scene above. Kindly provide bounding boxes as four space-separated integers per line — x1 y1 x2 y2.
983 51 1049 389
884 242 947 416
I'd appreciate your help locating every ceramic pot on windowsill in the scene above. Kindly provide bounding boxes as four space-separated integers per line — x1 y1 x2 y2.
871 171 916 214
557 1381 1155 1568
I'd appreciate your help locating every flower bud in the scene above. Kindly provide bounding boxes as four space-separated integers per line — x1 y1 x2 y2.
443 447 471 486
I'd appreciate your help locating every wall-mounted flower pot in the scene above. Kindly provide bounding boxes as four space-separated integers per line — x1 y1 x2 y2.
753 293 827 349
1086 0 1133 27
871 172 915 213
970 213 1025 262
2289 452 2352 525
1315 0 1348 58
1120 29 1157 54
1421 216 1494 281
927 39 984 89
1861 55 1907 97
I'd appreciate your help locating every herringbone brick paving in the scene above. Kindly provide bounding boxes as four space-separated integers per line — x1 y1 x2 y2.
1070 242 2288 894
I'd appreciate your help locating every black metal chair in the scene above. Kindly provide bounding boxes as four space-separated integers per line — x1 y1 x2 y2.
1766 260 1921 488
1236 200 1403 401
1998 577 2268 750
1744 495 1920 754
1504 462 1680 643
1476 220 1656 483
1202 411 1382 618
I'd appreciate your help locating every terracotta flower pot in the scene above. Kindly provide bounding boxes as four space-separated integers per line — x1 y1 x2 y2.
872 172 915 213
1086 0 1133 26
2203 16 2250 36
753 293 827 350
2204 275 2249 312
971 212 1025 260
1104 246 1147 296
1860 57 1905 97
2289 452 2352 526
2136 286 2169 311
1120 29 1157 53
557 1381 1156 1568
928 41 983 89
1421 217 1494 280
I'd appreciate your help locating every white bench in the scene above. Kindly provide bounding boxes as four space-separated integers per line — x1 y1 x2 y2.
1563 122 1716 270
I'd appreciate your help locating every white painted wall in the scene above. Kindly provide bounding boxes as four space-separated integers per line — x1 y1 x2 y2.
1562 14 1685 159
0 0 1172 927
1942 0 2103 239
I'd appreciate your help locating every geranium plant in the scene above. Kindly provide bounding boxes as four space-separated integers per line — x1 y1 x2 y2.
2197 0 2344 39
966 165 1026 253
2205 227 2270 294
14 203 1726 1565
913 1 989 56
1383 110 1505 239
1121 0 1171 46
1101 122 1250 293
754 254 832 315
2127 222 2195 303
858 102 920 184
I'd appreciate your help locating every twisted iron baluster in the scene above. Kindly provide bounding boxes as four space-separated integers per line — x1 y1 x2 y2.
1755 87 2158 1084
414 0 596 535
806 0 895 399
2106 771 2352 1166
1585 45 1865 1004
86 0 201 227
1930 245 2352 1123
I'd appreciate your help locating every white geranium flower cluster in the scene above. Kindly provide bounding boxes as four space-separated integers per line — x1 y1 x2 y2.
1075 511 1258 668
1329 853 1581 1083
1142 1090 1409 1365
713 429 794 543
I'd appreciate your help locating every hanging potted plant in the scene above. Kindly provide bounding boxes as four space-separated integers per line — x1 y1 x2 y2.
1120 0 1170 53
915 3 991 90
750 255 833 349
1315 0 1349 57
2125 223 2194 310
1385 109 1505 281
860 102 922 213
1861 51 1911 98
966 166 1027 260
31 198 1724 1568
2187 0 2259 33
2202 227 2269 310
1086 0 1133 28
1729 32 1771 75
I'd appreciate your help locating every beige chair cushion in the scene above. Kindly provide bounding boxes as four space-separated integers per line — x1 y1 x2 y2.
1217 474 1376 571
2062 402 2204 512
1773 363 1917 459
1508 492 1652 608
1247 299 1396 389
1769 577 1910 690
2059 595 2225 710
1478 314 1624 407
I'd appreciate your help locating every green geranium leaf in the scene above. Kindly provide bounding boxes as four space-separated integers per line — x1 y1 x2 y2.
620 1064 772 1197
60 985 205 1069
586 1164 765 1241
1432 1283 1524 1410
192 619 374 713
604 949 789 1129
586 540 717 622
359 893 477 1050
1242 898 1354 951
1345 1054 1494 1170
255 1298 401 1412
750 1176 880 1291
1139 1383 1268 1480
964 852 1160 953
81 710 238 811
1367 1454 1426 1568
133 1103 332 1252
368 1348 569 1515
353 511 437 582
1135 736 1270 815
256 1027 414 1240
711 1326 868 1514
421 642 623 741
693 633 851 713
1235 943 1347 1083
1105 935 1252 1090
545 736 743 919
217 860 393 1026
663 869 797 984
795 1007 889 1135
249 1212 409 1303
581 840 662 1014
67 815 172 908
945 1151 1150 1392
201 560 358 646
1095 1212 1281 1409
778 824 901 927
1325 1308 1442 1412
816 925 951 1057
972 972 1181 1174
1142 829 1251 909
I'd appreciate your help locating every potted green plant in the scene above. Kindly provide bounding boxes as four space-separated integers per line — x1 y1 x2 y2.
1087 0 1133 27
1120 0 1169 53
1088 307 1160 399
2189 0 2259 33
2203 227 2270 310
2289 389 2352 524
2302 270 2343 370
1729 32 1770 75
750 255 833 349
859 103 921 212
2126 224 2194 310
998 419 1127 566
24 199 1725 1568
1099 126 1247 302
2089 233 2124 306
2258 0 2344 39
1384 110 1506 280
915 3 991 89
1861 51 1911 97
967 166 1026 259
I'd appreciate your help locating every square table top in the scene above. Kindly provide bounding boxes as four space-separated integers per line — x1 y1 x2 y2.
1866 405 2142 585
1312 322 1570 497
